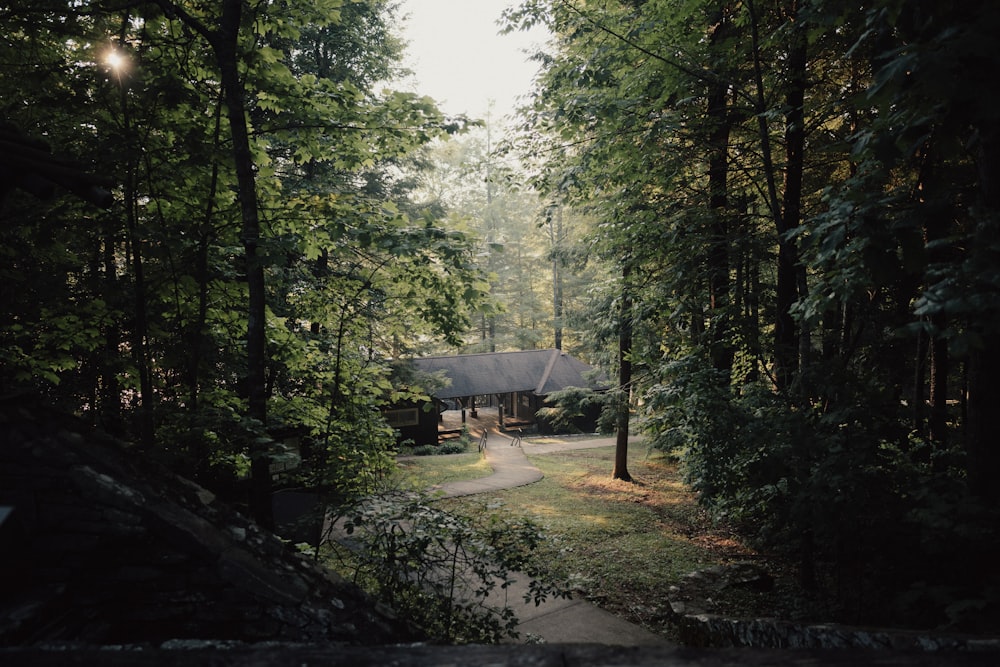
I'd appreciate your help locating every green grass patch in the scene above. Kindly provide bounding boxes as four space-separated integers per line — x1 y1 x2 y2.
396 451 493 489
425 443 758 637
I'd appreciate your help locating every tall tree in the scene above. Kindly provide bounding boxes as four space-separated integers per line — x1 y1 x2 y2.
611 262 633 482
144 0 290 527
508 0 1000 624
1 0 487 522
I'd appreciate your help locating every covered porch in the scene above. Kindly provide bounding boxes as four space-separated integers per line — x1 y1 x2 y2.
393 349 607 446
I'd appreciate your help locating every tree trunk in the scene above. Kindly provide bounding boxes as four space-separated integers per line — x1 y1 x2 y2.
912 325 928 438
966 123 1000 503
777 1 808 393
101 224 122 430
747 0 799 392
215 0 272 528
151 0 274 527
706 11 734 378
928 327 949 445
740 238 762 383
188 97 224 415
120 68 155 449
762 0 816 588
612 263 633 482
550 206 564 350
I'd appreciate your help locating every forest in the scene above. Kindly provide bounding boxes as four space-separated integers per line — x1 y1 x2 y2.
2 0 999 637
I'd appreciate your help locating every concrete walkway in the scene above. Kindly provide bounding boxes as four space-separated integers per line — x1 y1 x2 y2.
430 417 669 647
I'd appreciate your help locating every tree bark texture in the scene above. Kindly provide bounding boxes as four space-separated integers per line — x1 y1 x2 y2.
204 0 272 528
706 24 734 377
775 1 808 393
966 123 1000 504
115 10 156 448
551 207 564 350
612 263 633 482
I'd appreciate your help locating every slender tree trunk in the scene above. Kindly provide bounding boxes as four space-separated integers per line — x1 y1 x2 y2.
215 6 267 428
311 247 329 337
747 0 799 392
784 1 816 592
188 98 224 414
776 3 809 396
918 147 951 447
753 0 816 586
101 224 122 430
612 263 633 482
188 234 210 414
706 61 734 377
742 238 762 383
484 115 498 353
118 45 155 449
966 124 1000 503
928 332 949 444
212 0 272 528
912 325 928 438
784 5 810 391
151 0 273 526
550 206 564 350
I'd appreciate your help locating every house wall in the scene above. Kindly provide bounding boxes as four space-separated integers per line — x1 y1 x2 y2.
385 401 439 447
517 394 543 425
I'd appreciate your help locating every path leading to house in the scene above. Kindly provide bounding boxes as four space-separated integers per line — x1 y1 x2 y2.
430 408 669 646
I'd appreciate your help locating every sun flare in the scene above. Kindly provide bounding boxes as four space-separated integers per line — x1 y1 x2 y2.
105 49 125 72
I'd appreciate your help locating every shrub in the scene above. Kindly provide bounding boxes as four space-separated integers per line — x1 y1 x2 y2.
641 352 1000 627
536 386 613 434
331 492 569 643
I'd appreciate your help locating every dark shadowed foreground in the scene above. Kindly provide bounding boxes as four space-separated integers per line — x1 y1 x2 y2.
1 396 997 666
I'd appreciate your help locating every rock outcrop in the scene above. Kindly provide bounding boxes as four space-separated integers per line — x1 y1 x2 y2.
0 396 415 647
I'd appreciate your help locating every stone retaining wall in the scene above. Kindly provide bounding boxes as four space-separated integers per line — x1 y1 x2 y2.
674 609 1000 652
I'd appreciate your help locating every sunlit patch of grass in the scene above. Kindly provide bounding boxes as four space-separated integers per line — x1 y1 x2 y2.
395 452 493 489
522 436 565 444
428 443 759 638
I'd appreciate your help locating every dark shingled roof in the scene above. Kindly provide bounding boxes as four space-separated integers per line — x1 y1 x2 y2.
411 349 605 400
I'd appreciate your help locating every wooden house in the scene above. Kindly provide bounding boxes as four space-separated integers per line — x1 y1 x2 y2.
387 349 607 446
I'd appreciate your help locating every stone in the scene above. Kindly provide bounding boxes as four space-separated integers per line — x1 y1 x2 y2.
0 398 415 647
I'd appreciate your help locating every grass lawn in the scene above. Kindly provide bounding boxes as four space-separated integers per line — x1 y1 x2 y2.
396 450 493 489
405 441 767 639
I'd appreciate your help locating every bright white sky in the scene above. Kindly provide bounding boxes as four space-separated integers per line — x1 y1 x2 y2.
395 0 547 123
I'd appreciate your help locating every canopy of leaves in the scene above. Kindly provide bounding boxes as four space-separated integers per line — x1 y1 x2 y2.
0 0 488 509
505 0 1000 631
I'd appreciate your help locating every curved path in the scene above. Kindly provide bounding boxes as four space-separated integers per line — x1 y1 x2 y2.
433 431 621 498
430 418 669 646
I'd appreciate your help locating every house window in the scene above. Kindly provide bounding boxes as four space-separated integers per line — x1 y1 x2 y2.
385 408 420 428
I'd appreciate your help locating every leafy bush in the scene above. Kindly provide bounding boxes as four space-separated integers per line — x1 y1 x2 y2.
536 386 613 434
330 492 569 643
642 352 1000 628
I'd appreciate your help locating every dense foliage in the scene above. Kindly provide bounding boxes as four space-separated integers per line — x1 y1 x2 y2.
506 0 1000 631
5 0 1000 637
332 491 567 643
0 0 489 521
409 126 604 355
